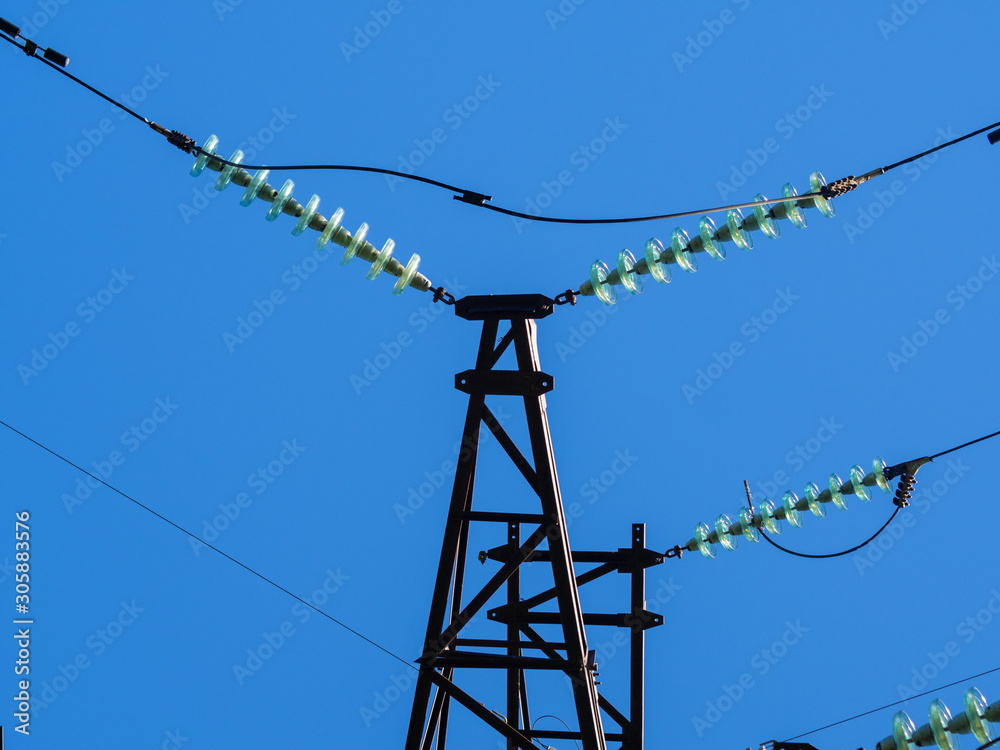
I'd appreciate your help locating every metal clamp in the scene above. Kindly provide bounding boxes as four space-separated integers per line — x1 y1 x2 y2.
432 286 456 305
553 289 578 306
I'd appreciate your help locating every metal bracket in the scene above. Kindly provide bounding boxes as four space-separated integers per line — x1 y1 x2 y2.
455 369 553 396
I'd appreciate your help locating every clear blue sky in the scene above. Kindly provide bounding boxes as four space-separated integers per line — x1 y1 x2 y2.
2 2 999 749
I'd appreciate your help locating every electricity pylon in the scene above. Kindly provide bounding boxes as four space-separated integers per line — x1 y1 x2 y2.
404 294 664 750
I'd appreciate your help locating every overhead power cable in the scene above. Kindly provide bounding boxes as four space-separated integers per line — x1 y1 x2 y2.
4 19 997 228
669 426 1000 562
781 665 1000 741
755 427 1000 558
756 504 901 559
0 417 416 672
929 428 1000 460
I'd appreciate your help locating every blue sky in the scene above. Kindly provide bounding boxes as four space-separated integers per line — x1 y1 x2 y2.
2 2 999 749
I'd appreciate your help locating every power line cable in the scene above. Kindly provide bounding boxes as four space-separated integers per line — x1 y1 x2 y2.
880 122 1000 174
749 426 1000 559
930 428 1000 460
757 505 901 559
0 31 149 125
4 22 996 228
0 417 416 672
782 665 1000 740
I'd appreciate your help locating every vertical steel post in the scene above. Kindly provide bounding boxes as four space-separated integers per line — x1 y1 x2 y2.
629 523 646 750
405 294 638 750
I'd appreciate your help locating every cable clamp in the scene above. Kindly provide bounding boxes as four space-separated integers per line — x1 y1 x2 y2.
820 176 860 199
887 456 932 507
166 129 197 154
22 39 37 57
553 289 578 306
431 287 456 305
453 190 492 206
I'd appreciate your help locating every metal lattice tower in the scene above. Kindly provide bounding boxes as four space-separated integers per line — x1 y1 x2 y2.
404 294 665 750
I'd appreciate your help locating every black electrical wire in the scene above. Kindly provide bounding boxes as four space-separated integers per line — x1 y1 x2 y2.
0 417 417 672
782 665 1000 741
757 505 901 559
880 119 1000 174
8 25 995 229
192 157 475 196
929 428 1000 460
197 152 824 221
532 714 582 750
472 194 825 226
0 32 150 126
752 425 1000 560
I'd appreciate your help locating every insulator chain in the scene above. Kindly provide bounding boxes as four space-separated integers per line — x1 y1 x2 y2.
680 457 893 559
576 170 837 305
187 134 433 297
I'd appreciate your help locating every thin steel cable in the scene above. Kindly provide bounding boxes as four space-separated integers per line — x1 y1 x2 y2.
757 505 901 559
930 428 1000 459
880 119 1000 173
1 32 150 125
782 665 1000 740
0 417 416 671
472 194 825 225
531 714 582 750
192 155 474 195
